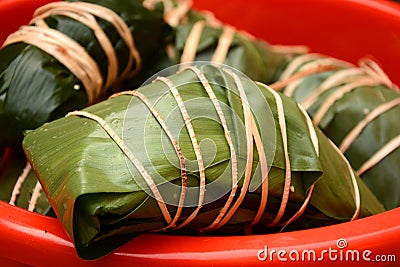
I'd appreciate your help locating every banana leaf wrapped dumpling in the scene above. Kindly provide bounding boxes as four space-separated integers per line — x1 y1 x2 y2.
171 15 304 84
138 0 308 86
23 64 385 259
271 54 400 210
0 0 173 147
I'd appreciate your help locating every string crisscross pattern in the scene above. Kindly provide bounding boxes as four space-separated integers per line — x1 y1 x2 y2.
67 66 361 232
270 53 400 182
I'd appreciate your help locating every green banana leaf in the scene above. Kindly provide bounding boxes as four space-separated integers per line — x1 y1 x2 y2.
23 64 385 259
0 0 173 147
273 54 400 210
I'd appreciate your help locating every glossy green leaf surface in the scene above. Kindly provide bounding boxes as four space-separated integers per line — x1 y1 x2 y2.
23 65 384 259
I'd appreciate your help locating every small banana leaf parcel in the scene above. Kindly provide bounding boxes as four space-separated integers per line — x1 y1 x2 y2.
143 1 308 86
23 64 385 260
169 11 306 84
0 0 172 148
271 54 400 210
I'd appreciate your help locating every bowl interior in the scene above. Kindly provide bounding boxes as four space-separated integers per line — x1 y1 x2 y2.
1 0 400 266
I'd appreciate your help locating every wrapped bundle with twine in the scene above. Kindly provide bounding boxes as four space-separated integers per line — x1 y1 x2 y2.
23 64 385 259
142 0 307 85
270 54 400 210
0 0 173 148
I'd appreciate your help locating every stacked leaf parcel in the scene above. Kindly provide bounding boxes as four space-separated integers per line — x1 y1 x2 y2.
0 0 304 213
23 64 385 259
270 54 400 210
0 0 173 148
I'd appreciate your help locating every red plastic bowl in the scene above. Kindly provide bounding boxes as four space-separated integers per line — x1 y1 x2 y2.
0 0 399 266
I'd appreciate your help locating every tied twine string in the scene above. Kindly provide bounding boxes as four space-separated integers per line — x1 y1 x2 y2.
179 20 206 68
9 162 44 212
111 90 188 230
277 104 319 232
257 82 293 227
28 181 43 212
143 0 193 27
66 110 174 225
312 78 381 125
155 76 207 229
185 67 240 232
66 68 290 232
356 135 400 177
270 53 399 189
179 11 306 70
201 68 255 231
259 81 361 224
9 162 32 206
278 104 319 230
2 2 141 105
339 98 400 153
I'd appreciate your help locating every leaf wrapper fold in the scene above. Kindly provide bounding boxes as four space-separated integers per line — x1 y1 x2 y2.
23 64 384 259
274 54 400 209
